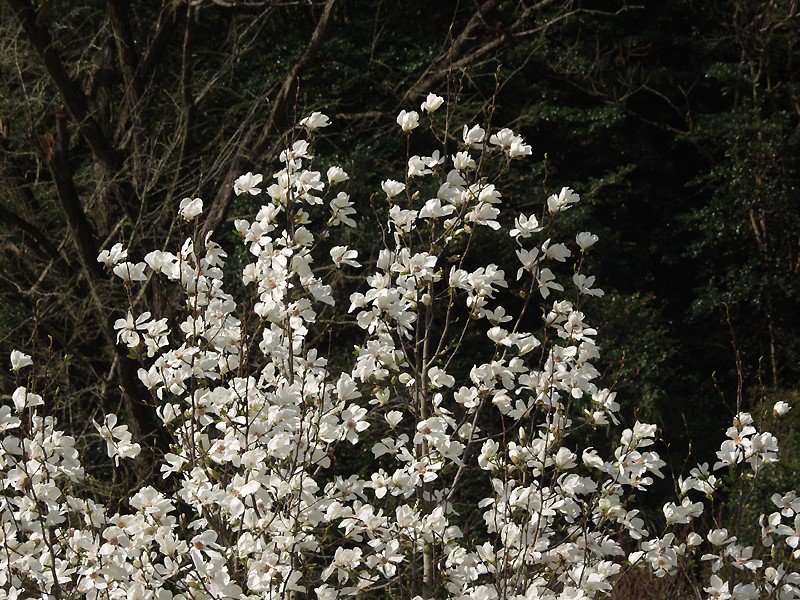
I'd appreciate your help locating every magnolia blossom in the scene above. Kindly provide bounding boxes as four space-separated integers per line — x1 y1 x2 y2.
330 192 357 227
510 214 541 239
774 401 792 416
381 179 406 198
330 245 361 268
547 187 580 213
94 414 141 465
299 111 331 131
396 109 420 132
453 151 476 171
112 261 148 282
9 350 33 371
97 242 128 266
4 100 799 600
12 386 43 411
385 411 403 428
114 310 152 347
327 166 349 183
576 231 599 250
489 127 532 157
179 196 204 220
338 406 368 444
421 92 444 113
463 123 485 148
233 171 263 196
573 273 604 297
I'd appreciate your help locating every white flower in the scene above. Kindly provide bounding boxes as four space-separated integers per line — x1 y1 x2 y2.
179 196 204 220
420 92 444 113
12 386 43 411
663 497 704 525
704 575 730 599
427 366 455 388
114 311 152 347
396 109 420 132
279 139 312 163
144 250 178 277
510 214 541 239
508 136 532 157
574 273 604 297
543 240 571 262
112 261 148 282
0 405 20 432
418 198 454 219
576 231 599 250
9 350 33 371
329 192 357 227
453 151 476 171
463 124 486 148
773 400 791 416
537 267 563 298
547 187 580 213
327 166 349 184
370 470 390 499
143 318 169 357
299 111 331 132
341 406 369 444
407 155 429 178
389 205 417 232
489 127 515 148
94 413 141 465
466 202 501 230
370 540 404 577
97 242 128 267
330 246 361 268
385 411 403 428
233 172 263 196
515 248 540 279
708 528 734 546
381 179 406 198
488 128 532 158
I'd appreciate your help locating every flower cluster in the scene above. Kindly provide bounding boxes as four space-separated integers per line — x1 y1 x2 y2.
2 95 799 600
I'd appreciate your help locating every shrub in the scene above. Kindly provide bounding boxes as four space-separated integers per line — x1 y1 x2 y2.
3 95 799 600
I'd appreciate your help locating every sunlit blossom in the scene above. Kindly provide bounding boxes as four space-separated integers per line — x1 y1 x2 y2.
381 179 406 198
421 92 444 113
9 350 33 371
396 109 420 132
233 171 263 196
179 196 204 220
3 98 797 600
299 111 331 132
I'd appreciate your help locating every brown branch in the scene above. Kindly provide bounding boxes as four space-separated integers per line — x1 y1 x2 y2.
6 0 122 173
0 203 64 265
49 110 105 283
0 130 66 265
400 0 499 105
107 0 145 182
202 0 338 237
44 108 170 460
401 0 578 104
179 2 197 160
107 0 143 99
138 1 187 93
253 0 338 157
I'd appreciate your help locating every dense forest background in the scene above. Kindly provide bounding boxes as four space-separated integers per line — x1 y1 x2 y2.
1 0 798 506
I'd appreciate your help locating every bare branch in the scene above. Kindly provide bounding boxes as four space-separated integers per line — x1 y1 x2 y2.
6 0 122 173
202 0 338 236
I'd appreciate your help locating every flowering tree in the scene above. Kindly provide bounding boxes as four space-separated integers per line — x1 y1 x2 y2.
3 94 800 600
